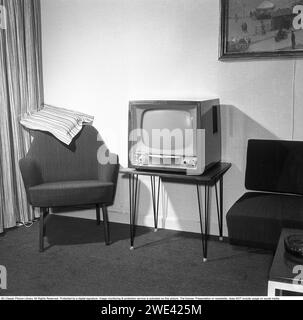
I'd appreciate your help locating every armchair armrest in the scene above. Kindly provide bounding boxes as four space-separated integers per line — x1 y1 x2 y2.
19 157 43 202
98 153 120 204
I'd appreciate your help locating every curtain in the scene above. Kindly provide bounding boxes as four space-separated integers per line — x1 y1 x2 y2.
0 0 43 233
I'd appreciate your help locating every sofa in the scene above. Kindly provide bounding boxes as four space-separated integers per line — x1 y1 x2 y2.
226 139 303 250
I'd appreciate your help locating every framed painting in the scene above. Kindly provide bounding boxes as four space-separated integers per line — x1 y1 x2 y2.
219 0 303 59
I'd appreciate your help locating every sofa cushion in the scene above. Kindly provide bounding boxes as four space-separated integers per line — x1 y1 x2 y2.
226 192 303 249
281 196 303 228
245 139 303 195
29 180 114 207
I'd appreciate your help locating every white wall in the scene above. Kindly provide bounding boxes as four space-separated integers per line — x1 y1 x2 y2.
41 0 300 236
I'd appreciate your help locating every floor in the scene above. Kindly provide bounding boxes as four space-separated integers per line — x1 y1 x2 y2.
0 215 273 296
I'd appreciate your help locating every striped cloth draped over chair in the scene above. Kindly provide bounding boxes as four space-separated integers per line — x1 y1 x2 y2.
20 104 94 145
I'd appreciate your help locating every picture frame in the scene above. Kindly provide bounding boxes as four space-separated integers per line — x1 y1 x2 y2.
219 0 303 60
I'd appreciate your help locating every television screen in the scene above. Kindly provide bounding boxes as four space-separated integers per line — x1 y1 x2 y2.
141 109 195 156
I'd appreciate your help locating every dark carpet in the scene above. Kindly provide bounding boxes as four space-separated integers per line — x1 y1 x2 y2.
0 215 273 296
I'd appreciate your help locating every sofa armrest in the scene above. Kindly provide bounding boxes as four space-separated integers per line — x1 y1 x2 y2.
19 157 43 190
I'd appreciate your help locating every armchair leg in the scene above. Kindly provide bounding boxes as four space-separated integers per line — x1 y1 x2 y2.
96 204 101 225
39 208 47 252
43 208 49 236
102 205 110 245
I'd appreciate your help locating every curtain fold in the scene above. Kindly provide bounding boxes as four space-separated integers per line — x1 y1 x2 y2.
0 0 43 233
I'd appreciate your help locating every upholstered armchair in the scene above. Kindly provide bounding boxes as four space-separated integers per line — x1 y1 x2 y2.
19 125 119 252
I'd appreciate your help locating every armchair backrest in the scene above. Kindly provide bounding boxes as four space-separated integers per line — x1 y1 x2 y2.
27 125 102 183
245 139 303 195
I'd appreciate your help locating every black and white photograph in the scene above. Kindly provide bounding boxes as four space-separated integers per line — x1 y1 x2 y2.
1 0 303 310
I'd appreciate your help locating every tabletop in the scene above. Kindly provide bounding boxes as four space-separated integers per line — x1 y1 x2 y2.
120 162 231 184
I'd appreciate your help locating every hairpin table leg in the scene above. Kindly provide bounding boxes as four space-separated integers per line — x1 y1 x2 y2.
197 184 210 262
215 177 224 241
150 176 161 232
129 174 139 250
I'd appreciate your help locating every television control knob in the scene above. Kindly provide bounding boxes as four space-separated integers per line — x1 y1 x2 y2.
138 155 145 165
190 159 197 167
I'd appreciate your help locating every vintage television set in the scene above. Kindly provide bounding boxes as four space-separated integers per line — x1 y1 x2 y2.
128 100 221 175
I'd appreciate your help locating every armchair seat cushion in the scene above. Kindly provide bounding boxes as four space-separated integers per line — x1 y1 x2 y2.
29 180 114 207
